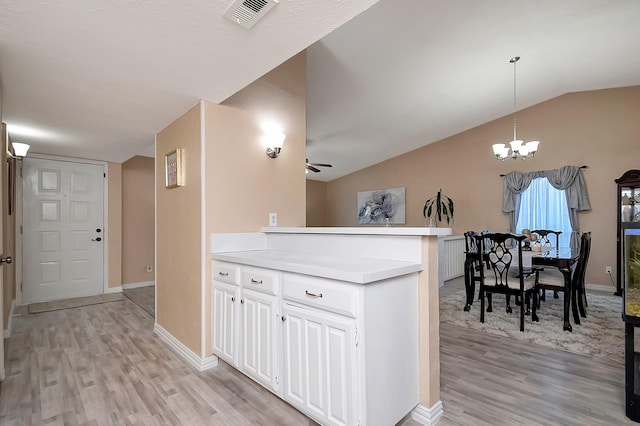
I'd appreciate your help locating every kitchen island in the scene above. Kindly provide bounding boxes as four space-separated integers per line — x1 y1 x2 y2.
210 227 450 426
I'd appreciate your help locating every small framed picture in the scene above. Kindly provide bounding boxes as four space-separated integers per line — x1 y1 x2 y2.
165 149 183 188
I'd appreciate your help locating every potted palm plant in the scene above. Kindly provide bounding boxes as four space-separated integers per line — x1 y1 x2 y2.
423 188 454 227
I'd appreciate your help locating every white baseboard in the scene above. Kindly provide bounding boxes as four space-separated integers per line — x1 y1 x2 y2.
411 401 443 425
123 281 155 290
154 322 218 371
3 300 16 338
586 283 615 293
105 285 123 294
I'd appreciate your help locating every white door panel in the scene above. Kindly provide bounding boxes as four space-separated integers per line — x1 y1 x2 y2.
23 158 104 303
282 302 355 426
212 281 239 366
241 289 278 391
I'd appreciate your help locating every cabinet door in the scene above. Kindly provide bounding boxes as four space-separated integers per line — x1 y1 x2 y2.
212 281 239 366
241 289 279 391
282 302 356 426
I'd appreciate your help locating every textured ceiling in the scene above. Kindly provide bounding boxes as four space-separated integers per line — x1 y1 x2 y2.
1 0 640 181
0 0 377 162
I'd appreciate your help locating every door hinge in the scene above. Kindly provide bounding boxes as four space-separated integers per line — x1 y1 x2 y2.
103 172 106 178
355 328 359 347
275 375 279 385
20 225 23 235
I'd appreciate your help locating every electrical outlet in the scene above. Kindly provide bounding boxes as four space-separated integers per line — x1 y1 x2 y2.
606 266 612 274
269 212 278 227
146 264 153 273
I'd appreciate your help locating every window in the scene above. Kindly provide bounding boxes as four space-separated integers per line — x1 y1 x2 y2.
515 177 572 247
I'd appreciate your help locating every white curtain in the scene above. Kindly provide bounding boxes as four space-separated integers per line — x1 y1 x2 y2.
515 177 572 247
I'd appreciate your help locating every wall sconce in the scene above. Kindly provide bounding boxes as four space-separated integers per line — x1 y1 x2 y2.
265 132 286 158
7 142 30 161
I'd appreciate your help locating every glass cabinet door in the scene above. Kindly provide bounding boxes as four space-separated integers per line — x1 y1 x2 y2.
621 187 640 223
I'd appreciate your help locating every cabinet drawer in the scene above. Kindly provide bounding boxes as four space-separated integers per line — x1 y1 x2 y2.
242 266 279 295
282 273 358 318
213 261 240 285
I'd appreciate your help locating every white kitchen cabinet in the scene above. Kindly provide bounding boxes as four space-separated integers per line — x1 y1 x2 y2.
282 301 356 426
212 261 281 393
281 271 418 426
212 281 239 367
212 253 420 426
241 289 279 390
239 264 280 392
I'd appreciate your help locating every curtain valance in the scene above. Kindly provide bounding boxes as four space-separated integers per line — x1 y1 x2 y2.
501 165 590 248
502 166 590 212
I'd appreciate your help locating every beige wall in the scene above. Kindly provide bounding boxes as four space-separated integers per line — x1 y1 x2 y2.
203 52 307 354
306 179 327 226
317 86 640 287
107 162 122 289
156 104 202 354
213 51 307 231
154 52 307 357
122 156 155 285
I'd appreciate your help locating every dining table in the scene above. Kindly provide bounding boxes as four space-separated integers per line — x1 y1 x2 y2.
463 246 581 331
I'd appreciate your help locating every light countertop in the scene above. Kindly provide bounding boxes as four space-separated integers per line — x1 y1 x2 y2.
211 249 422 284
260 226 451 236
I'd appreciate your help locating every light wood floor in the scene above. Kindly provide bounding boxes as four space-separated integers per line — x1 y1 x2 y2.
123 286 155 317
0 298 315 425
0 280 631 425
434 278 630 426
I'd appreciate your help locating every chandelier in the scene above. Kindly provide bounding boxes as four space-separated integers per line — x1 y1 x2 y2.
492 56 540 160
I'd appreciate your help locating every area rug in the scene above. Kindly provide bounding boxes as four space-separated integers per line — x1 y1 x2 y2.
440 289 625 364
28 293 123 314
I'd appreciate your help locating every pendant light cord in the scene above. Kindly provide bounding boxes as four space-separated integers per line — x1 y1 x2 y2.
511 56 519 141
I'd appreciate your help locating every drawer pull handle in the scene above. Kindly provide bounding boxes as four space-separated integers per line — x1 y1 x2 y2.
231 297 235 302
241 299 245 304
281 316 286 322
250 278 263 284
305 290 323 298
218 272 229 276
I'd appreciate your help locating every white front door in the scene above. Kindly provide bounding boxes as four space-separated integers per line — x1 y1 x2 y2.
22 157 104 304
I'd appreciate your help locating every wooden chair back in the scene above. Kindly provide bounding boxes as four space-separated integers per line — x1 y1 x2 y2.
532 229 562 248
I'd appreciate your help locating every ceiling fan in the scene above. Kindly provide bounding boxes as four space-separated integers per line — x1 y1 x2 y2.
306 159 333 173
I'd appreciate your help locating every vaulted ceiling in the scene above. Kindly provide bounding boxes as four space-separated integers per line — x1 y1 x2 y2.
2 1 639 182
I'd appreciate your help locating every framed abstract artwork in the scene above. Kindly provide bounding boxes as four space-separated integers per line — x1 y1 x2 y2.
357 187 406 225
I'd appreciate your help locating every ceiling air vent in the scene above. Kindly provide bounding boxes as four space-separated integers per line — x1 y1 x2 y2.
223 0 279 29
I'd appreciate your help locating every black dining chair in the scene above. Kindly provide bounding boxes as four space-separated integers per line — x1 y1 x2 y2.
475 233 539 332
463 231 480 311
463 230 493 311
531 229 562 300
535 232 591 318
531 229 562 249
577 232 592 310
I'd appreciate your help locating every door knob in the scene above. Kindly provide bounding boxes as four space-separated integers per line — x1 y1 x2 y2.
0 256 12 264
92 237 102 242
